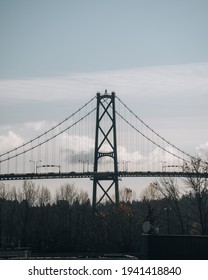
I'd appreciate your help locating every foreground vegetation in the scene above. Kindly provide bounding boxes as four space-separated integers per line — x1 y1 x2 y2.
0 161 207 254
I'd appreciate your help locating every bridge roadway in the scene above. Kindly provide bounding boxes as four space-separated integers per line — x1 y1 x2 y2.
0 171 207 181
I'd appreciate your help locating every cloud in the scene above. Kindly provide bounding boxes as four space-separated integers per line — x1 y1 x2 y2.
196 142 208 159
1 63 207 145
1 63 208 104
0 120 57 145
0 131 24 153
22 121 57 132
60 133 95 164
0 120 58 157
0 62 207 172
0 118 201 175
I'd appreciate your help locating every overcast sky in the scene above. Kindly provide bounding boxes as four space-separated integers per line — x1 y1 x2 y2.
0 0 208 196
1 0 208 78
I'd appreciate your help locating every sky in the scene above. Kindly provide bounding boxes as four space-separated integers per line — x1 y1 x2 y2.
0 0 208 198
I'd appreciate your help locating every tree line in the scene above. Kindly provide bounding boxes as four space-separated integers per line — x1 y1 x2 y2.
0 159 207 254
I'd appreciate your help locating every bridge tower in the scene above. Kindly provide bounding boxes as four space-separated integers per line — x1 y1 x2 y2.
93 91 119 210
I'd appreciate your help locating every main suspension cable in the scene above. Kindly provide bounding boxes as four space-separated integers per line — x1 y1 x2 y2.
115 110 190 164
0 96 96 157
116 95 202 164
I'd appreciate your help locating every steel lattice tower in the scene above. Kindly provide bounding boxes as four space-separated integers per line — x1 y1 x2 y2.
93 91 119 209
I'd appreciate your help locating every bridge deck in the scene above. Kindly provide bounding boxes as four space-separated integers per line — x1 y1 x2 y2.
0 171 207 180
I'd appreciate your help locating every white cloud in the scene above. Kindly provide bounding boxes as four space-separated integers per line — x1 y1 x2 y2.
0 62 207 171
0 131 24 153
0 120 58 155
196 142 208 159
0 119 203 175
60 133 94 156
117 145 143 163
1 63 208 104
22 121 57 132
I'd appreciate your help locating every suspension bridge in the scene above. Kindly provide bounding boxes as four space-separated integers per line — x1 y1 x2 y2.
0 91 207 208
